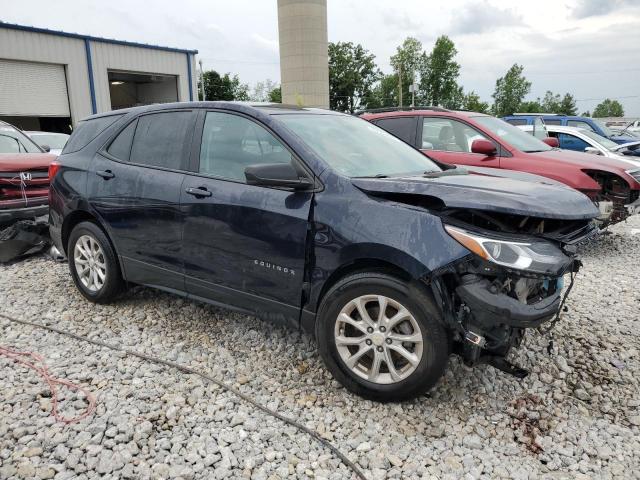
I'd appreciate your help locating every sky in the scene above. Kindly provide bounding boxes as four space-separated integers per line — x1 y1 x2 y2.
2 0 640 115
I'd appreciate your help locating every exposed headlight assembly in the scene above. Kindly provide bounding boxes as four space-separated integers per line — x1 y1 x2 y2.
444 225 570 275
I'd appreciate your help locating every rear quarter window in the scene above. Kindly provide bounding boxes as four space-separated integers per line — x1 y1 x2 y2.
62 115 123 154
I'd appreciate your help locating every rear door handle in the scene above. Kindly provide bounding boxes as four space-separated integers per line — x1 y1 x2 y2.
96 170 115 179
185 187 212 198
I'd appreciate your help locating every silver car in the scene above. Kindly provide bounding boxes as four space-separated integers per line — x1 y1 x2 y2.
25 131 70 156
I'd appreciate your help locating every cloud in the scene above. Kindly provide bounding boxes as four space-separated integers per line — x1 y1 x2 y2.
449 1 523 35
251 33 278 53
572 0 640 18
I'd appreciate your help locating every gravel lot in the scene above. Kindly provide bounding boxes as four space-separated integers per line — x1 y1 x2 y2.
1 216 639 480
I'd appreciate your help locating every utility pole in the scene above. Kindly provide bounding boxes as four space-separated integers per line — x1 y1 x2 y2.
398 63 403 107
199 58 206 101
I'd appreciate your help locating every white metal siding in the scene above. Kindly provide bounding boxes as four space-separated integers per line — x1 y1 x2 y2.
90 42 194 112
0 59 70 116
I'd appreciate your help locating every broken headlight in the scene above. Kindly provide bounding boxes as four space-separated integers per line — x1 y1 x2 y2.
444 225 570 275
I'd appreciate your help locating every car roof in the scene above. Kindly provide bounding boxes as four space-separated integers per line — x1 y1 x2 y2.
80 101 345 123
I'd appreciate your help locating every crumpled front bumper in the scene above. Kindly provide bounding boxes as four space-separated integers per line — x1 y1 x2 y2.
626 196 640 216
456 278 561 329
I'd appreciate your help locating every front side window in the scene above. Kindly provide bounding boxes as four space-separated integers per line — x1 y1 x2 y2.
199 112 292 182
278 114 441 177
421 117 491 153
129 111 193 170
0 125 42 153
557 133 590 151
568 120 595 132
473 116 552 153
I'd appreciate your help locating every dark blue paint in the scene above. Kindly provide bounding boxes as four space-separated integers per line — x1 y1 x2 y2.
84 39 97 115
49 102 598 332
0 21 197 54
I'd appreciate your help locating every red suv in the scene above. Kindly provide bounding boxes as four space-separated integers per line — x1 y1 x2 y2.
360 108 640 225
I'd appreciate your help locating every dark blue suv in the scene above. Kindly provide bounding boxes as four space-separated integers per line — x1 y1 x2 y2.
49 102 598 401
503 115 637 144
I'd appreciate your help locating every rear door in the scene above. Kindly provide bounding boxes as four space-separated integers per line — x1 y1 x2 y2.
181 110 313 327
89 109 196 291
419 116 501 168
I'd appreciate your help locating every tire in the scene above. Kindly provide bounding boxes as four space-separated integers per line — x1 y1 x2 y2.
316 272 449 402
68 221 124 303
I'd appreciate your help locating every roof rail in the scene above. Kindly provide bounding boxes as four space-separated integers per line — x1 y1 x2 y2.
511 112 559 116
354 106 450 115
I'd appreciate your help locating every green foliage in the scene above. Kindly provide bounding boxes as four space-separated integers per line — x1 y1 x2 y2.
462 91 490 113
268 86 282 103
581 110 591 117
367 74 399 109
519 100 544 113
492 64 531 117
329 41 381 112
390 37 425 106
199 70 249 101
593 99 624 117
559 93 578 115
420 36 462 108
250 79 279 102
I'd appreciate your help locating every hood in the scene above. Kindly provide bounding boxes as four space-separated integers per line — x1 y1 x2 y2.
352 172 599 220
612 141 640 151
611 134 639 143
529 148 640 171
459 165 567 188
0 153 57 172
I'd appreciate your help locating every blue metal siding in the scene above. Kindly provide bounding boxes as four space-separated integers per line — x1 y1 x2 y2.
84 39 97 114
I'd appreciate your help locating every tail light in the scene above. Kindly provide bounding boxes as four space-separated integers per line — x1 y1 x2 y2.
48 161 61 180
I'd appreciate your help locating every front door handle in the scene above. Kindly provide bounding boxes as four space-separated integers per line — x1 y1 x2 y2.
96 170 115 179
185 187 212 198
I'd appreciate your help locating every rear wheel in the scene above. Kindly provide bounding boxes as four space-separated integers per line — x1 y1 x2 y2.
68 221 124 303
316 272 449 402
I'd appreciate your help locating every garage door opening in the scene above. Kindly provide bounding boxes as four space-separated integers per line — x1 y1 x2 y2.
108 71 178 110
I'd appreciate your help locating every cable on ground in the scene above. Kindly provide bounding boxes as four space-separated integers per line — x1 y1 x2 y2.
0 312 367 480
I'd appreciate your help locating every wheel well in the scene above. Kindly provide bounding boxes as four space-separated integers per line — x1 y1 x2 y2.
315 259 413 311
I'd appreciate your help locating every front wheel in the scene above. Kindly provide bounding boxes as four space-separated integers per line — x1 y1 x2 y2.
316 272 449 402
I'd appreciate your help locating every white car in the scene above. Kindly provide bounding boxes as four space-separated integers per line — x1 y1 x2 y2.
519 124 640 164
25 131 70 156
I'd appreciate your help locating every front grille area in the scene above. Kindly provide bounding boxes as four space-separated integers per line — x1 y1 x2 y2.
0 169 49 208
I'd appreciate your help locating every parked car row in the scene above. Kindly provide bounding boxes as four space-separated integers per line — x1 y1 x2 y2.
361 108 640 225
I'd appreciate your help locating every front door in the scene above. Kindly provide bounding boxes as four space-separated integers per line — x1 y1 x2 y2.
181 110 313 326
419 116 501 168
88 110 196 291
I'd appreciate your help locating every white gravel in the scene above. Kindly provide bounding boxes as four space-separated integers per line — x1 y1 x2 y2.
1 216 639 479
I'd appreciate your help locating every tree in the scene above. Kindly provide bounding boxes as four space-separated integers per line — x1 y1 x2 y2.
268 86 281 103
541 91 561 113
559 93 578 115
390 37 425 106
199 70 250 101
251 79 279 102
329 41 381 112
593 99 624 117
492 64 531 117
367 74 399 108
462 91 490 113
419 36 462 108
581 110 591 117
519 100 544 113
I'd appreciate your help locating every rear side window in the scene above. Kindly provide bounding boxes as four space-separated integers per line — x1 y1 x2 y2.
374 117 417 145
107 119 138 161
544 119 562 125
505 119 527 126
129 111 194 170
63 115 122 154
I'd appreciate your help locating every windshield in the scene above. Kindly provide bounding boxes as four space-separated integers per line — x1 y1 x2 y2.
30 133 70 149
0 125 43 153
579 129 619 150
592 119 613 137
473 116 552 153
277 114 441 177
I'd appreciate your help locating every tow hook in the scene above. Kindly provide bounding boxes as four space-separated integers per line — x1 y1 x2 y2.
481 355 529 379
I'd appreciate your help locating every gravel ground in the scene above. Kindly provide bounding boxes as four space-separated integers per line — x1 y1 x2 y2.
1 216 639 480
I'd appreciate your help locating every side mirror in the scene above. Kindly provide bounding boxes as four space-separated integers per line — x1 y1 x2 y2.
245 163 313 190
584 146 603 155
471 139 497 156
41 144 51 153
542 137 559 148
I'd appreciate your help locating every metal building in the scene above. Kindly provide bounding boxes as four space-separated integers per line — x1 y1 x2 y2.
0 22 197 133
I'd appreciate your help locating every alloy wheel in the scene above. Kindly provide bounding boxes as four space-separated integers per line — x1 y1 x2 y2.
74 234 107 292
334 294 424 384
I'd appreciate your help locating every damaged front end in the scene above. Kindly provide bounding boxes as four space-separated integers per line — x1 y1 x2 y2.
427 209 596 378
